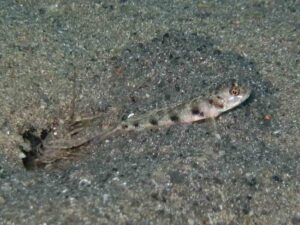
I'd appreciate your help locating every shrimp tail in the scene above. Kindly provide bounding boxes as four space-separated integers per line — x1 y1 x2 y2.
23 126 120 169
43 126 120 150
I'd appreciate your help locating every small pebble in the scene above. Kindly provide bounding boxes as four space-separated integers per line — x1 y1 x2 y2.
264 114 272 121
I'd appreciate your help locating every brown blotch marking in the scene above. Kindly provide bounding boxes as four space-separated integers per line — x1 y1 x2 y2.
149 118 158 126
169 113 180 122
215 102 224 109
209 99 224 109
122 124 129 129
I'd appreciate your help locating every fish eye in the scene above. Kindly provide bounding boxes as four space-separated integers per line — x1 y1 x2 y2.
230 86 240 96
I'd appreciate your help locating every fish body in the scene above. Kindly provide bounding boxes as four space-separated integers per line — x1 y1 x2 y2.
43 81 251 151
119 81 250 131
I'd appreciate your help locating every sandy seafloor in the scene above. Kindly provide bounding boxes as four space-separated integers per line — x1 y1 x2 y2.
0 0 299 224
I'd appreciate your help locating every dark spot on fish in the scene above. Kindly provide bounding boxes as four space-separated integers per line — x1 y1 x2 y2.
133 121 139 127
191 106 204 117
122 124 129 129
191 106 200 115
149 118 158 126
169 113 179 122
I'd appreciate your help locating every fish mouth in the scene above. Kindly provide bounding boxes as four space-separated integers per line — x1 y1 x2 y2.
242 89 252 102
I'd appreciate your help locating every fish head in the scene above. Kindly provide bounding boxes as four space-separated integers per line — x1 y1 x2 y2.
210 81 251 113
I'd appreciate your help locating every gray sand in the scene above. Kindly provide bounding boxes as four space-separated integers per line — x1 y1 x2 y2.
0 1 299 224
